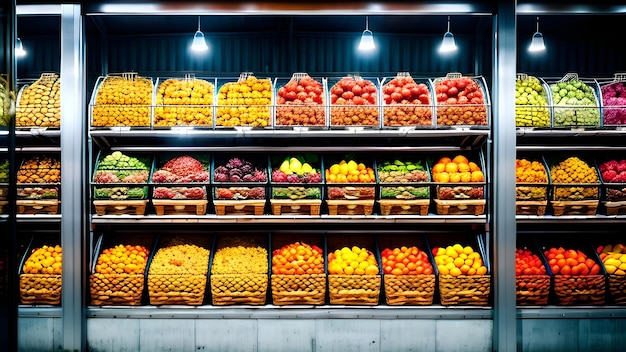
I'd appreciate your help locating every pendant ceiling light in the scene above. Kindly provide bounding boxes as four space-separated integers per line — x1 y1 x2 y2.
358 16 375 51
528 17 546 52
16 37 26 57
190 16 208 52
439 16 457 53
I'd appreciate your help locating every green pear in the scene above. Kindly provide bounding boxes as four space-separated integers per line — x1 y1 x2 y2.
302 163 313 174
280 160 292 174
289 157 302 172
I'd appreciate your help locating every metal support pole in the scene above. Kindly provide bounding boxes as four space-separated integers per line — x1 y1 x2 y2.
60 4 86 351
492 1 517 351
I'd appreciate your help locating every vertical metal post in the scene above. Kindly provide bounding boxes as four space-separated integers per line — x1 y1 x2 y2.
492 1 517 351
60 4 86 351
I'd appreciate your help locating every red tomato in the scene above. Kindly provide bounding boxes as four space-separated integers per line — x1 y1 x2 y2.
331 85 343 96
391 92 403 102
401 88 412 99
297 92 308 101
447 86 459 96
352 85 363 95
286 91 297 100
352 96 365 105
341 91 354 100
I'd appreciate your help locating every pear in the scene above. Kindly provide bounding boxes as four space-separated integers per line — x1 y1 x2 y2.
302 163 313 174
280 160 292 174
289 157 302 172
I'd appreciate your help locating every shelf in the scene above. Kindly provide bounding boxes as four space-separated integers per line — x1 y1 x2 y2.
86 306 493 320
516 214 626 223
518 307 626 319
16 214 61 223
18 306 62 318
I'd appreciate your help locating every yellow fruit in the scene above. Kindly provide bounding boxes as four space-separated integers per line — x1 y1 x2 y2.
476 266 488 275
453 257 465 267
450 267 462 276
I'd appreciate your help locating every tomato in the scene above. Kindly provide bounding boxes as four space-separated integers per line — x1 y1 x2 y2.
352 85 362 95
391 92 403 102
331 85 343 96
286 91 297 100
352 96 365 105
418 94 430 105
401 88 412 99
447 86 459 96
366 84 377 93
436 92 448 102
341 91 354 100
410 86 421 97
297 92 308 101
384 84 396 95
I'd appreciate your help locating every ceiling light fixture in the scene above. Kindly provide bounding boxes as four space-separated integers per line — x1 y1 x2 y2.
16 37 26 57
358 16 375 51
190 16 208 52
439 16 457 53
528 17 546 52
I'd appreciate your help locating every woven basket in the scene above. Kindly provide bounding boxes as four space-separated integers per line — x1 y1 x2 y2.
271 274 326 305
89 273 145 306
516 274 550 305
384 274 435 305
439 274 490 306
148 274 207 305
328 274 381 305
19 274 62 305
211 273 268 305
553 274 605 305
608 275 626 304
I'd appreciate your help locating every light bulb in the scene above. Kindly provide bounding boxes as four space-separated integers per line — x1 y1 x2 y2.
438 16 457 54
190 17 208 52
358 16 375 52
16 37 26 57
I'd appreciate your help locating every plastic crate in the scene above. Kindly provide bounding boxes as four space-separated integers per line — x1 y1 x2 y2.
596 73 626 127
273 73 328 128
544 73 602 128
215 72 273 128
380 72 435 129
327 75 381 128
15 72 61 128
430 73 491 128
515 73 552 128
89 72 154 128
153 75 216 128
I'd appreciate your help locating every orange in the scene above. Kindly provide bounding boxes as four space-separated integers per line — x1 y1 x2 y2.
471 170 485 182
438 172 450 183
458 163 470 173
438 157 452 164
449 173 461 183
452 155 469 165
445 162 458 173
432 163 446 174
460 172 472 182
476 266 488 275
329 164 340 175
469 161 481 172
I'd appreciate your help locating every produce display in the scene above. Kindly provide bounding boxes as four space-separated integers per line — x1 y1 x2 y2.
550 156 599 200
328 246 379 276
515 74 550 127
17 156 61 199
515 158 548 200
329 76 379 126
147 236 210 305
275 74 325 126
271 242 324 275
325 158 376 200
216 74 272 127
152 155 209 200
601 80 626 125
92 151 150 200
91 243 150 305
515 248 547 275
598 159 626 201
16 73 61 128
91 74 153 127
271 155 322 200
380 246 433 275
154 77 214 127
431 154 485 199
433 243 488 276
597 243 626 275
381 74 432 127
433 75 488 126
377 159 430 199
213 157 267 200
22 244 63 275
544 246 601 276
20 244 63 304
549 76 601 127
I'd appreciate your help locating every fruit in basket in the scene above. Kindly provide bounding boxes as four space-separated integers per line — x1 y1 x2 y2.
149 241 209 276
601 82 626 125
17 156 61 183
598 159 626 183
378 160 429 199
516 158 548 200
276 75 325 126
94 244 149 275
515 248 547 275
433 243 487 276
272 242 324 275
93 152 150 200
329 77 378 126
328 246 379 275
550 156 598 200
325 159 375 183
16 73 61 127
97 151 148 171
216 75 272 127
544 246 601 275
382 75 432 126
381 246 433 275
211 237 267 275
597 244 626 275
550 79 600 127
92 75 153 127
515 75 550 127
434 76 487 125
152 155 209 183
272 155 321 182
154 78 214 126
22 245 62 275
432 155 484 199
213 157 267 183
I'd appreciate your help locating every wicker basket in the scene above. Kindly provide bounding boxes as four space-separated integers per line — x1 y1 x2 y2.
90 273 145 306
271 274 326 305
384 274 435 305
19 274 62 305
148 274 207 305
211 273 268 305
553 274 606 305
516 274 551 305
607 275 626 304
439 274 490 306
328 274 381 305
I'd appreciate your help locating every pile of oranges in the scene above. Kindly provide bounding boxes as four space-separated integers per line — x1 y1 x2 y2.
431 155 484 183
94 244 149 275
328 246 379 275
272 242 324 275
433 243 488 277
22 245 62 275
325 159 375 183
